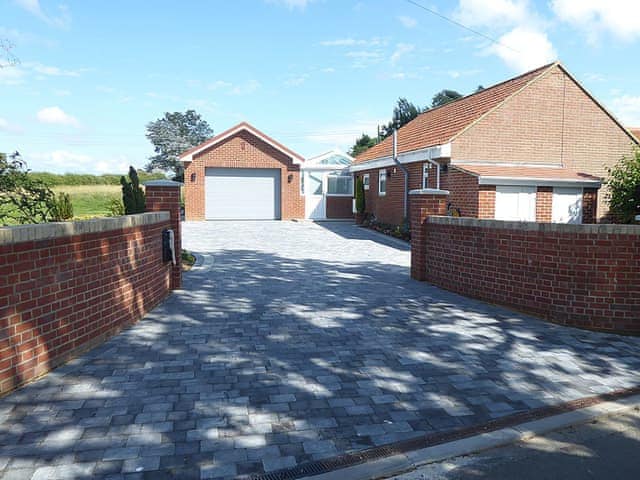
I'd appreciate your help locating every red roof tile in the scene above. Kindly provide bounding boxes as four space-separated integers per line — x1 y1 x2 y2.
630 128 640 140
355 63 557 164
454 164 601 183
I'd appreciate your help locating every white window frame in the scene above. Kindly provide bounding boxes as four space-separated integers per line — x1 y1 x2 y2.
378 169 387 196
300 172 305 196
422 163 429 189
326 175 354 197
363 173 370 190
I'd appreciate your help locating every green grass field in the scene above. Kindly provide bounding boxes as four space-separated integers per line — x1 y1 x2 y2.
53 185 121 218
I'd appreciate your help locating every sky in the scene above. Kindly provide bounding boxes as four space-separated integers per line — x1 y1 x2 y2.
1 0 640 174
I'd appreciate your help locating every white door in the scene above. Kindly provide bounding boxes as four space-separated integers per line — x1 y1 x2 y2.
304 171 326 219
495 185 537 221
205 168 280 220
552 187 583 224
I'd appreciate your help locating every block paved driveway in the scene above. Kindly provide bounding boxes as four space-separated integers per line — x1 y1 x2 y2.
2 220 640 480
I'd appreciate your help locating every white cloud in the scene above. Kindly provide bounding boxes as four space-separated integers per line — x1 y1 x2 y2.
36 106 80 127
550 0 640 42
207 80 233 90
455 0 530 27
267 0 314 9
321 67 335 73
390 43 415 65
0 117 24 134
398 15 418 29
284 74 309 87
487 27 556 73
320 37 387 47
13 0 71 28
25 61 81 77
611 95 640 127
346 50 384 68
229 80 261 96
0 65 25 85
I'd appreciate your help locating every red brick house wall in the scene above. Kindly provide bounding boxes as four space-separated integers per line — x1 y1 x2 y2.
184 130 304 220
420 217 640 334
536 187 553 222
451 65 636 219
0 213 175 395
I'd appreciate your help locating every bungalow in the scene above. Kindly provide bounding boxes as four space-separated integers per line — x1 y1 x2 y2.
180 122 354 221
351 62 639 225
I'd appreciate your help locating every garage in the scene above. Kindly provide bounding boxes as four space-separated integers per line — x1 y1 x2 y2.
205 168 281 220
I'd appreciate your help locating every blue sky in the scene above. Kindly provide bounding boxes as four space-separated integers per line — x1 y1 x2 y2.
1 0 640 174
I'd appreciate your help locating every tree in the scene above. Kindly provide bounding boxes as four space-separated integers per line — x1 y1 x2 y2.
355 176 366 214
120 166 146 214
349 133 378 157
380 98 425 138
606 149 640 223
475 85 485 92
431 89 463 108
0 152 55 225
145 110 213 181
0 38 19 68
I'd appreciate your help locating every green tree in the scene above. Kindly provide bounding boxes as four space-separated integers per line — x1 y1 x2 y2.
349 133 378 157
0 152 55 225
380 97 425 138
606 149 640 223
120 166 146 214
431 89 463 108
145 110 213 181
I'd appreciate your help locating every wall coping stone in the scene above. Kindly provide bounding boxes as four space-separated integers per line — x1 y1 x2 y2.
427 215 640 234
0 212 170 245
144 180 183 187
409 189 450 196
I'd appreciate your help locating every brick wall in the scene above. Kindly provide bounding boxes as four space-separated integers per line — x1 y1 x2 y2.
410 191 449 281
326 196 353 219
441 167 480 217
536 187 553 222
184 130 304 220
582 188 598 224
0 213 174 395
419 217 640 334
452 65 637 219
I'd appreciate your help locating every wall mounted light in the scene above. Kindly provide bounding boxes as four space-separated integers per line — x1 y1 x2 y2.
287 174 293 183
190 173 196 182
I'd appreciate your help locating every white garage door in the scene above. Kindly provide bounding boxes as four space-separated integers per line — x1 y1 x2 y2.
205 168 281 220
495 185 537 221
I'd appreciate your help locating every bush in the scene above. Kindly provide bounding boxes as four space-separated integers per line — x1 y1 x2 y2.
0 153 55 225
606 149 640 223
29 170 166 186
107 199 125 216
120 166 146 214
355 177 365 214
51 192 74 221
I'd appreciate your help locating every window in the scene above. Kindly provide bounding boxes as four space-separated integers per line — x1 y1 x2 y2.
300 173 305 195
422 163 430 189
363 173 370 190
552 187 583 224
495 186 536 221
327 175 353 196
378 169 387 196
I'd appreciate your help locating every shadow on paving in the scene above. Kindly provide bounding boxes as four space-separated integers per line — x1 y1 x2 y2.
1 244 640 479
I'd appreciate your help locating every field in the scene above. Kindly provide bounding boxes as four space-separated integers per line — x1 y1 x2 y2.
53 185 121 218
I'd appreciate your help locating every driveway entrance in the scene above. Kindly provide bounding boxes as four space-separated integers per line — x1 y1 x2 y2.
1 221 639 479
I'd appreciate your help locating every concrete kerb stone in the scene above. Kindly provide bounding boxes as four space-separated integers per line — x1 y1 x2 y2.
297 394 640 480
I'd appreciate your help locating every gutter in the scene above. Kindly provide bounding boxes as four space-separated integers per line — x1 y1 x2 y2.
392 128 410 220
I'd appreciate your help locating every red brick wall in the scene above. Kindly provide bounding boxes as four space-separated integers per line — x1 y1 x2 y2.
478 186 496 219
326 196 353 219
441 167 480 217
536 187 553 222
0 214 173 395
582 188 598 224
420 218 640 333
410 193 449 281
184 130 304 220
452 65 637 219
146 185 182 289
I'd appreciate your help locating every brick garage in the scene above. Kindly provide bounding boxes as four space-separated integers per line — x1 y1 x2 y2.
410 192 640 334
0 210 180 395
181 122 305 221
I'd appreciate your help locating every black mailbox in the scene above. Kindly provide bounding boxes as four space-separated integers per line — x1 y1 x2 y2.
162 229 175 264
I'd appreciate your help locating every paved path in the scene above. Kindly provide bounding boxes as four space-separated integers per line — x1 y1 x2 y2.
1 221 639 479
